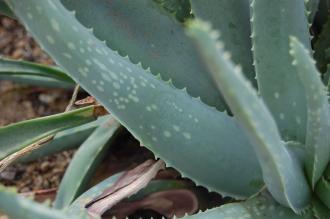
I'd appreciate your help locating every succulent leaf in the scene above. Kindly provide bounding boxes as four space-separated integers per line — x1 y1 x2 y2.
289 36 330 187
190 0 256 86
187 20 311 211
54 117 121 209
182 192 314 219
0 185 76 219
251 0 311 143
0 57 74 87
6 0 264 198
18 116 110 163
60 0 227 110
0 105 99 160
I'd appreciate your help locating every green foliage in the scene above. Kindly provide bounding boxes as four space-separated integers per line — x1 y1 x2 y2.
54 117 120 209
183 192 315 219
1 0 330 218
18 116 110 162
0 57 74 87
6 0 264 199
251 0 310 143
190 0 256 86
187 20 310 211
0 186 77 219
60 0 227 111
289 36 330 187
0 105 99 159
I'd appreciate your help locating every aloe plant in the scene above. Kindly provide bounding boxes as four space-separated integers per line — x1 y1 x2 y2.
0 0 330 218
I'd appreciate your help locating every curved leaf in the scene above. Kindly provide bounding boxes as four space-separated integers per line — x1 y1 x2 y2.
289 36 330 187
0 105 99 159
190 0 255 86
0 58 73 83
54 117 121 209
0 75 73 87
0 186 76 219
6 0 263 198
187 20 311 211
18 116 110 162
182 193 314 219
60 0 227 110
251 0 311 142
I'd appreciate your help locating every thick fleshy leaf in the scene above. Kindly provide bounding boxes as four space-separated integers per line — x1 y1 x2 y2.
0 186 76 219
190 0 255 85
0 105 100 159
60 0 227 110
289 36 330 187
6 0 263 198
54 117 121 209
251 0 311 142
182 193 314 219
187 20 311 211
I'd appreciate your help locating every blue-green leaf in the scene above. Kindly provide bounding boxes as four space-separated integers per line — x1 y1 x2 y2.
0 58 73 82
190 0 256 86
187 20 311 211
0 105 99 160
183 193 314 219
60 0 227 110
6 0 263 198
18 116 109 163
289 36 330 187
251 0 311 143
67 172 124 218
54 117 121 209
0 185 76 219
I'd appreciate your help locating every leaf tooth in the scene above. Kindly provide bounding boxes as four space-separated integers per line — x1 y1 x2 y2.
158 157 244 199
86 27 93 33
69 10 76 16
